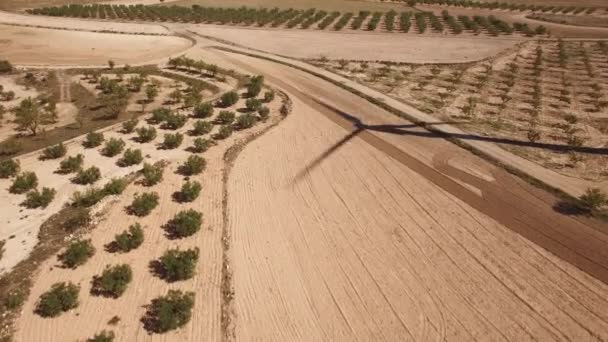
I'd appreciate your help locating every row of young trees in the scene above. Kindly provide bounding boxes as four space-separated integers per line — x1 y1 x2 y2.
404 0 598 14
28 5 547 36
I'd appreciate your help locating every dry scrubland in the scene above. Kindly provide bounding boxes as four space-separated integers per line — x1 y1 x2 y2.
312 39 608 182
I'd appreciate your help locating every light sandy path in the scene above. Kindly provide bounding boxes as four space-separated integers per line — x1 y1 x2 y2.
183 25 521 63
0 24 191 66
191 48 608 342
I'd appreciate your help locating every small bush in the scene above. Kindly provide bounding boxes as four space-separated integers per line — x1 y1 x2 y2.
164 113 188 130
157 248 200 281
143 290 194 333
190 138 213 153
60 239 94 270
246 82 262 98
122 118 139 133
112 223 144 252
4 290 25 311
178 155 206 176
23 187 56 209
141 163 163 186
150 107 171 124
0 60 13 74
10 172 38 194
245 98 262 112
165 209 202 239
236 114 257 130
35 282 80 318
103 177 128 195
87 330 115 342
219 91 239 108
191 120 213 136
83 132 104 148
73 166 101 185
175 181 201 203
162 133 184 149
258 106 270 121
102 138 125 157
579 188 607 211
92 264 133 298
214 125 233 140
58 154 84 174
119 148 144 167
136 126 157 143
216 111 235 125
72 187 105 207
263 90 275 103
193 102 214 118
0 159 20 178
41 143 67 160
129 192 160 217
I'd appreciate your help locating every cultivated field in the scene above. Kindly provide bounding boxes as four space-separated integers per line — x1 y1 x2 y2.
0 1 607 342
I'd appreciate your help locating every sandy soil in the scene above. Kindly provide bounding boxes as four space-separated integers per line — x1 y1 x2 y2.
0 25 191 66
0 10 170 34
184 25 520 63
202 50 608 341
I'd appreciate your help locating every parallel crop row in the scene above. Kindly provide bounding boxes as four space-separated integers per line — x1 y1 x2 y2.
27 5 548 36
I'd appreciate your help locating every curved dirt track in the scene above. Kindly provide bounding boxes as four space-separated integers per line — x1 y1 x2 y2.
197 50 608 341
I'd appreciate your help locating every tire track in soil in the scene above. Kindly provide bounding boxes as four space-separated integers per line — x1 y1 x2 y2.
217 50 608 286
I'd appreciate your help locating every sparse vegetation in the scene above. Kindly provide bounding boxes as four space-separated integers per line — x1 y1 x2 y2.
0 159 20 178
58 154 84 174
119 148 144 167
87 330 115 342
141 162 163 186
122 118 139 133
175 180 201 203
214 125 233 140
112 223 144 253
162 133 184 149
92 264 133 298
23 187 56 209
10 172 38 194
73 166 101 185
41 143 67 160
136 126 157 143
193 102 214 118
157 248 200 281
83 132 104 148
165 209 203 239
142 290 194 333
219 91 239 108
579 188 607 211
60 239 95 268
102 138 126 157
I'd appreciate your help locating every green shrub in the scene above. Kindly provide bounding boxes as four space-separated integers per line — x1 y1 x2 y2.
143 290 194 333
236 114 257 130
35 282 80 317
219 91 239 108
0 60 13 74
191 120 213 136
0 159 20 178
165 209 202 239
162 133 184 149
122 118 139 133
136 126 157 143
10 172 38 194
58 154 84 174
163 113 188 130
73 166 101 185
83 132 104 148
23 187 56 209
112 223 144 252
190 138 213 153
129 192 159 217
60 239 95 268
87 330 115 342
102 138 125 157
178 155 206 176
216 111 235 125
119 148 143 167
158 248 199 281
175 181 201 203
103 177 128 195
150 107 171 124
214 125 233 140
263 90 275 103
258 106 270 121
41 143 67 160
92 264 133 298
141 163 163 186
193 102 213 118
4 290 25 311
579 188 607 211
72 187 105 207
245 98 262 112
